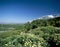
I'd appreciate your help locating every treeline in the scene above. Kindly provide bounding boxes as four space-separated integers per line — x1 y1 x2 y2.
25 17 60 31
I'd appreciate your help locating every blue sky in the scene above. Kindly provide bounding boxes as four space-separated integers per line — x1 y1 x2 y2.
0 0 60 23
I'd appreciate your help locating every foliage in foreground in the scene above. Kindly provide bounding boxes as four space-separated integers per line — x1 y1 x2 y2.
0 32 47 47
0 17 60 47
0 26 60 47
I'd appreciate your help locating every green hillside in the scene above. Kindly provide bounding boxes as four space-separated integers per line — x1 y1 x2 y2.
0 17 60 47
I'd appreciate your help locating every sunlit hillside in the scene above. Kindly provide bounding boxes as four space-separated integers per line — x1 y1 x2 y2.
0 16 60 47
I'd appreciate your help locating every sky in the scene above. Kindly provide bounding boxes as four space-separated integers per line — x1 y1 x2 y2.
0 0 60 24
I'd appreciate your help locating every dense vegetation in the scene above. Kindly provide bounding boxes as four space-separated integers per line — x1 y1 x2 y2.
0 17 60 47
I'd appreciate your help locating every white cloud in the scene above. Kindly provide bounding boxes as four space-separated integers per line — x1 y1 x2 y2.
47 15 54 18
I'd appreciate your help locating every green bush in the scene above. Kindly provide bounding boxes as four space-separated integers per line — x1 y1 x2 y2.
0 33 47 47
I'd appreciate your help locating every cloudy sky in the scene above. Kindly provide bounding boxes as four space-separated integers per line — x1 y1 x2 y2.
0 0 60 23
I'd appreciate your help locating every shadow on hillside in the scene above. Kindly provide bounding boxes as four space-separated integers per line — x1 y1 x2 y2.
47 37 60 47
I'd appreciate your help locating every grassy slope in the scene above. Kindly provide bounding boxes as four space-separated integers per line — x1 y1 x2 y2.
0 26 60 47
0 17 60 47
